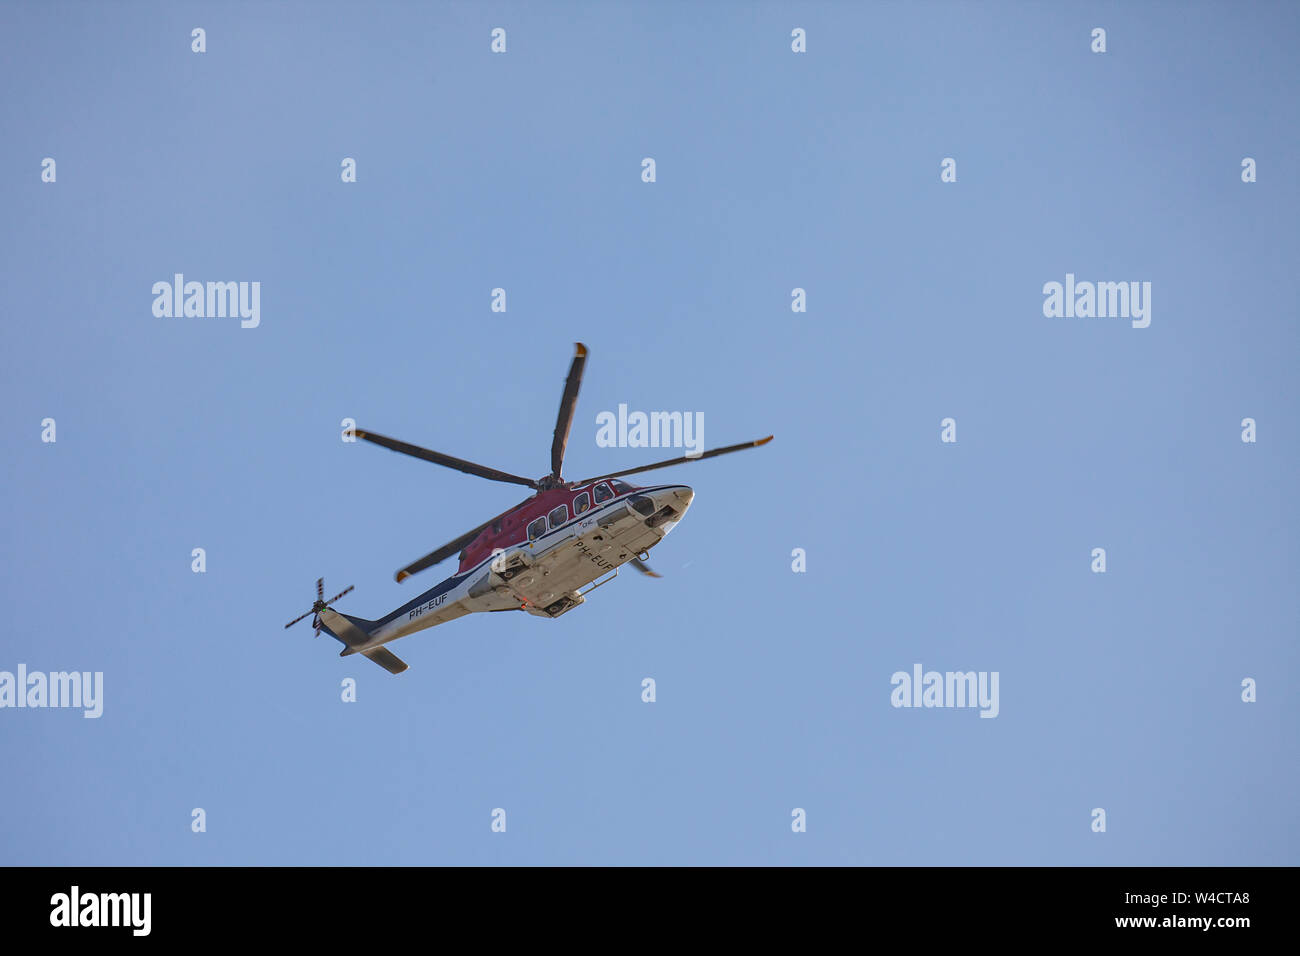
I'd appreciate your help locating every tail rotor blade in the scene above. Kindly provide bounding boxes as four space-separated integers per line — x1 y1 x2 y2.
325 585 354 605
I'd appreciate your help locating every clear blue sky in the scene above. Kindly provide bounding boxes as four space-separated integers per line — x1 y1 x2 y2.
2 1 1296 865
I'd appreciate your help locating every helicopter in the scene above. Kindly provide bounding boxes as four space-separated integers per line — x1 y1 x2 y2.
284 343 772 674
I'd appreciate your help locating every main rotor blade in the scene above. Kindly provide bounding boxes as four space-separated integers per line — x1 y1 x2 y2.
629 557 662 578
355 429 539 489
549 343 588 480
576 435 773 485
395 518 495 583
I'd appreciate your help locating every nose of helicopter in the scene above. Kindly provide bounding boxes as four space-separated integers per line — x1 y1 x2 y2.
652 484 693 508
646 484 693 530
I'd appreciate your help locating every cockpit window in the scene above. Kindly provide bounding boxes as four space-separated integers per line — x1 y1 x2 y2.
527 516 546 541
573 492 590 515
593 483 614 503
609 479 635 495
548 504 568 529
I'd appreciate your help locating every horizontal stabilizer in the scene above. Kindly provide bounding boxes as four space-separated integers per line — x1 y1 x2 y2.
361 647 409 674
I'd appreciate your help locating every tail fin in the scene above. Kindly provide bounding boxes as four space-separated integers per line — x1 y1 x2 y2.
316 608 374 648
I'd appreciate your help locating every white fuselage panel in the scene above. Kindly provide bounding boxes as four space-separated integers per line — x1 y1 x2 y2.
356 485 694 651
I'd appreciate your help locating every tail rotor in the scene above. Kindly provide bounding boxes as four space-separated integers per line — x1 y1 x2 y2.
284 577 355 637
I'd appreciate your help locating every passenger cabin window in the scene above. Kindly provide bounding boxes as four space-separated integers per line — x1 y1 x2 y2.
548 504 568 529
609 479 635 495
593 482 614 503
573 492 590 515
527 517 546 541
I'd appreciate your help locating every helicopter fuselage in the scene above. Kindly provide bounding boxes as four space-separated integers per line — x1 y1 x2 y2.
321 482 694 660
293 340 770 674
